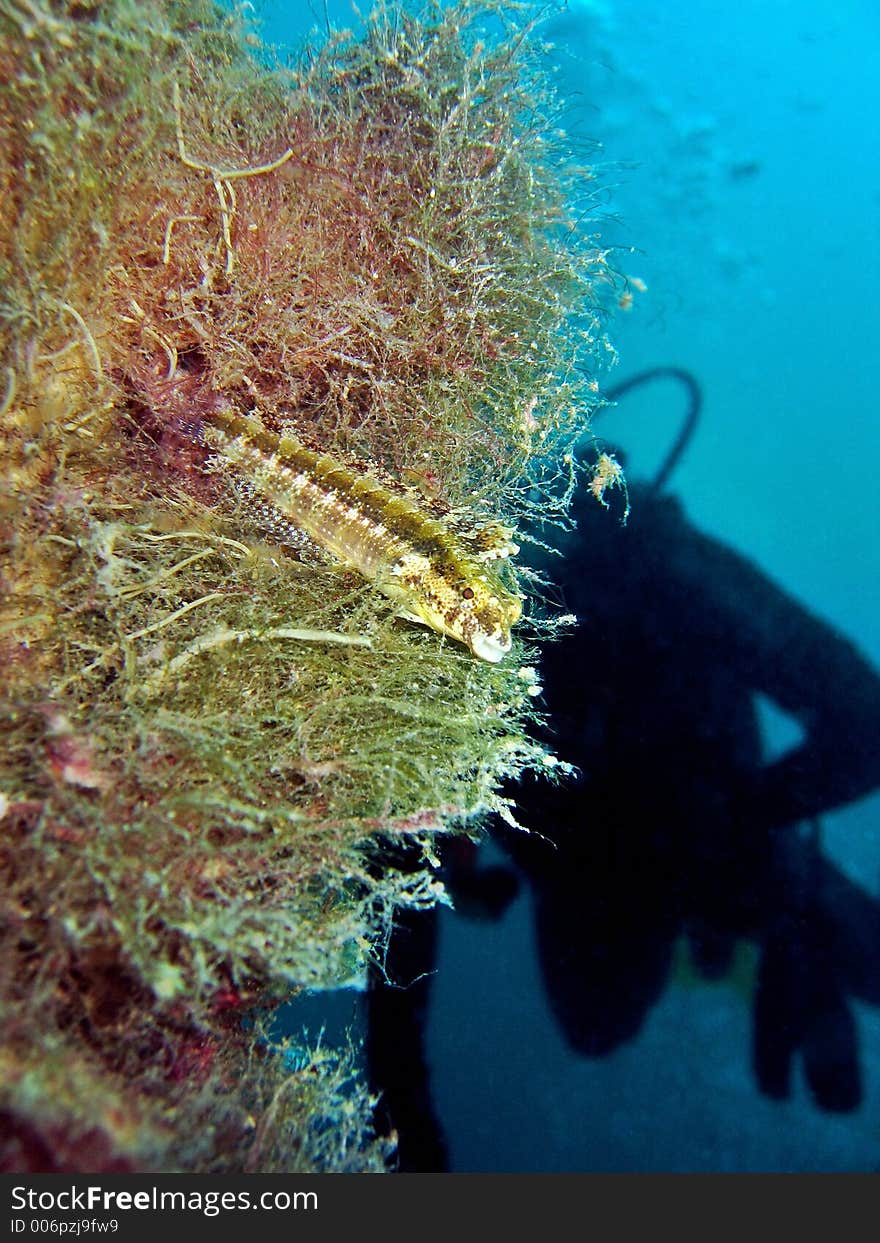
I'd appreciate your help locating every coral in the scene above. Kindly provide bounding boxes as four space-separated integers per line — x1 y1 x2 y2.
0 0 616 1170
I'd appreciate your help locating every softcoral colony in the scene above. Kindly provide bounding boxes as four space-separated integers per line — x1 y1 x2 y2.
0 0 613 1172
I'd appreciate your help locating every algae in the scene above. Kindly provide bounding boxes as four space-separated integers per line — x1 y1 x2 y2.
0 0 617 1171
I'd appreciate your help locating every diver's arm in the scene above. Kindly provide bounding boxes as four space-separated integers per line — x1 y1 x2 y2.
663 504 880 832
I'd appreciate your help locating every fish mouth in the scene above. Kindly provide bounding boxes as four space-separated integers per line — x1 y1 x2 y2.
469 630 512 663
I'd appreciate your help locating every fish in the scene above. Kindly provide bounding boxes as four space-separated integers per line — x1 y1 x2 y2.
201 409 523 661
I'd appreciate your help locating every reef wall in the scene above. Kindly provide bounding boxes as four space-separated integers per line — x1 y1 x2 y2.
0 0 615 1171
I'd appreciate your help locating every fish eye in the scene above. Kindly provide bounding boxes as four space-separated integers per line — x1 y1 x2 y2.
462 587 475 600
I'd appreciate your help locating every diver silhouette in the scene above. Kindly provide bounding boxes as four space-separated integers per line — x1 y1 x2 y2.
365 368 880 1169
365 868 449 1173
503 368 880 1114
365 836 517 1172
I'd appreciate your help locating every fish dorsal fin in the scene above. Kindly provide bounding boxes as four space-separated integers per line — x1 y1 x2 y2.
444 514 520 562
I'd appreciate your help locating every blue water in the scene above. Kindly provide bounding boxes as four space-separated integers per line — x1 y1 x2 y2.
265 0 880 1171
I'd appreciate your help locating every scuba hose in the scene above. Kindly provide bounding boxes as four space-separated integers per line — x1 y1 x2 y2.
598 365 702 494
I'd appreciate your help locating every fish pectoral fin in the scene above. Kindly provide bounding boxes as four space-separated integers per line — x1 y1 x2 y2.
395 607 432 629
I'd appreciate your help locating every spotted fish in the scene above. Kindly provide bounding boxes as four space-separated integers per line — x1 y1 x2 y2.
202 410 522 661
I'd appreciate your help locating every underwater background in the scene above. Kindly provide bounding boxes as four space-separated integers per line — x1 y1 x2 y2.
260 0 878 1172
